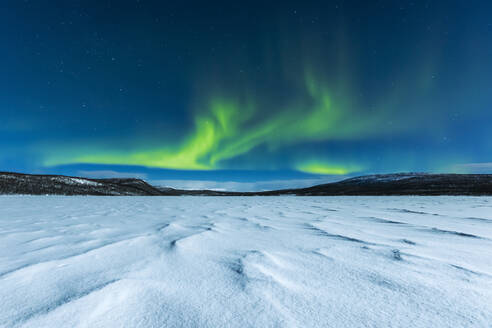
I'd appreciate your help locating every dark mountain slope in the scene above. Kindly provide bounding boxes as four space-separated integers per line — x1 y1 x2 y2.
1 172 492 196
0 172 163 196
261 173 492 196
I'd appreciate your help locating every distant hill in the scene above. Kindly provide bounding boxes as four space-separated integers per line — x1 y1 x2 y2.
261 173 492 196
1 172 492 196
0 172 162 196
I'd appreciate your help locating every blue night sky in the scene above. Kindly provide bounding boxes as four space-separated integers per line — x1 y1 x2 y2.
1 1 491 190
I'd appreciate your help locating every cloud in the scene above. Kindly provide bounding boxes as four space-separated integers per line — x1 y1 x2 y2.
452 163 492 173
151 176 346 192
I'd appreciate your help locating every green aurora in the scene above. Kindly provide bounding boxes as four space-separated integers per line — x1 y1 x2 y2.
43 71 397 174
15 1 489 180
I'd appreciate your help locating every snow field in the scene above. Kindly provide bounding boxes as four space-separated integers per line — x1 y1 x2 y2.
0 196 491 327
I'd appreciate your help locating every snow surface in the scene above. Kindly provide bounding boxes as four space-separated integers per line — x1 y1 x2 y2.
0 196 491 327
53 177 103 186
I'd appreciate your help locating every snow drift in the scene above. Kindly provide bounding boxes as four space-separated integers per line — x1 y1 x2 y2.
0 196 491 327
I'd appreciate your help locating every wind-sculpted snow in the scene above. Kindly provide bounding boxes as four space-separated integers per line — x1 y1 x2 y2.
0 197 491 327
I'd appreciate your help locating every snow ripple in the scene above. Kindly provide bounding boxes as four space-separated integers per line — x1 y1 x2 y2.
0 196 491 327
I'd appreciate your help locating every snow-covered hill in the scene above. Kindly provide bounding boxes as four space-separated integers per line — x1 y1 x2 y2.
0 196 491 327
290 173 492 195
0 172 162 196
2 172 492 196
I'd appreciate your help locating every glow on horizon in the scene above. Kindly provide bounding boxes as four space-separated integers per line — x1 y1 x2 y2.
296 161 362 175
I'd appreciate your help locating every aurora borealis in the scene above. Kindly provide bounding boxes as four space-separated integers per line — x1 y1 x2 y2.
2 1 492 189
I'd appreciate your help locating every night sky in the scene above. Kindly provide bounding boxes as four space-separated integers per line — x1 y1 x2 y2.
2 1 492 190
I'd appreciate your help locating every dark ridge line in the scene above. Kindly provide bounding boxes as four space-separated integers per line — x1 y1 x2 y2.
0 171 162 196
429 227 482 239
450 264 483 276
463 217 492 223
361 216 407 225
303 223 373 245
2 171 492 196
387 208 441 216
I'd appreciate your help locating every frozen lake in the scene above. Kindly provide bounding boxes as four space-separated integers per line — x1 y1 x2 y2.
0 196 491 327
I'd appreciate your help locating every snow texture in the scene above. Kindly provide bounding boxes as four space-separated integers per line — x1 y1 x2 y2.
60 177 103 186
0 196 491 327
